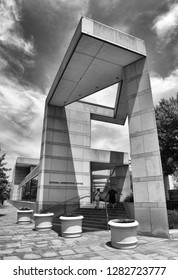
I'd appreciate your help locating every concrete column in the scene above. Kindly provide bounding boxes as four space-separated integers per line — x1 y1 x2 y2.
124 57 169 238
37 102 91 210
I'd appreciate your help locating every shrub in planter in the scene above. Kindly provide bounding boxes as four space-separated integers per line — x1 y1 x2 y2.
17 207 33 224
108 218 139 249
168 210 178 229
60 213 84 238
34 212 54 231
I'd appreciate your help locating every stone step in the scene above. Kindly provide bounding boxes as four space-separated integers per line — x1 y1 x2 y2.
53 203 128 230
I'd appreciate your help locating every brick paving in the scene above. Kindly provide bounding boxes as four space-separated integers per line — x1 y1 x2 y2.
0 201 178 260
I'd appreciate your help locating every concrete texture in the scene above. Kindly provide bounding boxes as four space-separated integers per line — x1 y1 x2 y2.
0 202 178 260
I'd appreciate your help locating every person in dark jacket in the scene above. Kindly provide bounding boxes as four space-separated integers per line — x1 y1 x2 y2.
107 189 117 210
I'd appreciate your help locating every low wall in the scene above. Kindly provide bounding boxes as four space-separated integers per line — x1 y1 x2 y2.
42 202 80 217
10 200 38 213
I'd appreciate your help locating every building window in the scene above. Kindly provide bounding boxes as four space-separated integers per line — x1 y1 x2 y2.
21 175 38 201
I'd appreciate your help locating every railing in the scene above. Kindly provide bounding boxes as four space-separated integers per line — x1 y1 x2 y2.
42 194 90 214
105 199 110 230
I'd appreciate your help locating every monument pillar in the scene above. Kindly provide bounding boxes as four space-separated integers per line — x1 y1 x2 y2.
124 57 169 238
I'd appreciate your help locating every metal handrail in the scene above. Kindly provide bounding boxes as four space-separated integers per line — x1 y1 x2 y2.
41 194 90 214
105 197 110 230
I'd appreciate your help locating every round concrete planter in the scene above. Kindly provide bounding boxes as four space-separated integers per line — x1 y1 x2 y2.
108 219 139 249
34 213 54 231
60 215 84 238
17 210 33 224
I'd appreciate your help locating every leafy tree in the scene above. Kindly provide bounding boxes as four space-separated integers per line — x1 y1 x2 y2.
155 93 178 176
172 168 178 189
0 153 11 203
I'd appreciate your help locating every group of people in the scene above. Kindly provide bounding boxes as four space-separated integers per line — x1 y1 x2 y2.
93 188 117 210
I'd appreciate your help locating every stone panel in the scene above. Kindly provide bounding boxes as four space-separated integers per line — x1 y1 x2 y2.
135 58 148 75
139 92 153 111
133 182 149 202
125 63 136 79
69 109 84 121
141 112 156 131
69 134 83 145
67 160 83 173
51 159 68 172
129 115 142 134
48 188 67 202
143 133 160 153
45 130 53 142
148 181 166 202
69 121 84 133
150 208 169 238
83 136 90 147
126 79 138 96
53 131 69 144
54 119 68 131
52 145 68 157
83 161 90 173
128 96 140 114
134 207 151 232
68 147 83 159
130 136 144 155
45 117 54 129
131 157 146 178
145 156 162 177
137 74 151 93
44 144 53 156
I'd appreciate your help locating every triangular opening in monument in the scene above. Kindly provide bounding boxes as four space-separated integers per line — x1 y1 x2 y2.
80 83 119 108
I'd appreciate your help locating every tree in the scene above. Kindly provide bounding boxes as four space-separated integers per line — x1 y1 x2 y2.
155 93 178 176
0 153 11 203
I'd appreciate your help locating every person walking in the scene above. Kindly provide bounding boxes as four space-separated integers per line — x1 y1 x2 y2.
93 188 101 210
107 189 117 211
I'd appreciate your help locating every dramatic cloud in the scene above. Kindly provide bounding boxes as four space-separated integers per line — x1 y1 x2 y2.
0 74 45 176
0 0 36 77
91 119 130 153
20 0 90 93
153 3 178 45
151 70 178 104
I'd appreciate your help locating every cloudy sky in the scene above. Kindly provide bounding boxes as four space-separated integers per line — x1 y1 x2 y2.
1 0 178 179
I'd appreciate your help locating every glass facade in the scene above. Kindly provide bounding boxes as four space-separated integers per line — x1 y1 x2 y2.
21 175 38 201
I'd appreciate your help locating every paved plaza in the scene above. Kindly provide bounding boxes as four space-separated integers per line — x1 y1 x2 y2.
0 202 178 260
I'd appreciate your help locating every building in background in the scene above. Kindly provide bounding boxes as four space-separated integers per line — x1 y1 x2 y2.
11 157 39 201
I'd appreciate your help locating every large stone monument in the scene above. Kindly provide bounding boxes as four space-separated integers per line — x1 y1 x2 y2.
37 17 169 238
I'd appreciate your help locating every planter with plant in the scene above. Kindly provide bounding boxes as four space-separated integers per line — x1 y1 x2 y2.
17 207 33 224
34 212 54 231
108 218 139 249
60 213 84 238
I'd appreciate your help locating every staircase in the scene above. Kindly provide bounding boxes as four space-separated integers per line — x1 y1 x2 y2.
53 202 128 231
